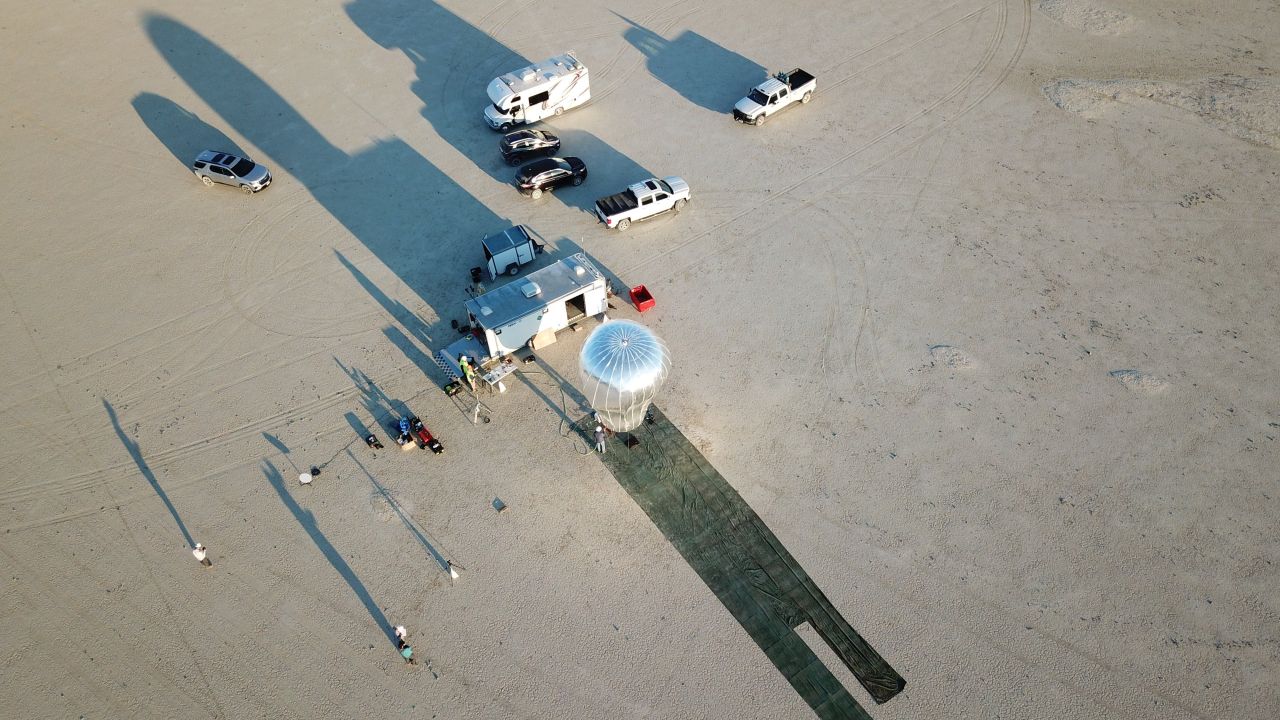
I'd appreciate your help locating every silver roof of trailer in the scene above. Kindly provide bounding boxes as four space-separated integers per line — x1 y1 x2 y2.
465 253 603 329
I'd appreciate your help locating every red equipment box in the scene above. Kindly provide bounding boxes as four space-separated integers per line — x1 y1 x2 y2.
629 284 655 313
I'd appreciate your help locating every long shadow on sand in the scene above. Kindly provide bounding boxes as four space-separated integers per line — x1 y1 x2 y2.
132 93 245 170
347 450 451 574
588 407 906 719
262 459 395 646
617 14 764 113
143 15 505 353
104 399 195 549
345 0 655 203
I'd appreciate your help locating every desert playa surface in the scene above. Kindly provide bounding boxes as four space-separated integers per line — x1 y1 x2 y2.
1 0 1277 718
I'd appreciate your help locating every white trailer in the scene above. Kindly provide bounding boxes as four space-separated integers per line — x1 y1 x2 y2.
464 253 608 358
483 53 590 131
482 225 544 280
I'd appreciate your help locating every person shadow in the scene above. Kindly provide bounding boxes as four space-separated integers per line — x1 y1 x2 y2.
103 398 196 550
261 459 396 646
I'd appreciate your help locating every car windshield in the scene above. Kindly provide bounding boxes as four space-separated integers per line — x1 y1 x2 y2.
658 179 674 194
748 89 769 105
230 158 256 176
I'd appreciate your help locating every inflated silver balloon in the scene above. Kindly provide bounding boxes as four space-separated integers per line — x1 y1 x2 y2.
579 320 671 431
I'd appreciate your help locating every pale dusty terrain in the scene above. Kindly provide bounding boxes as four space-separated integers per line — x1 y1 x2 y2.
1 1 1277 718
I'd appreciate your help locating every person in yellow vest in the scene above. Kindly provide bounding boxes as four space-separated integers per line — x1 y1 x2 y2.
458 354 477 390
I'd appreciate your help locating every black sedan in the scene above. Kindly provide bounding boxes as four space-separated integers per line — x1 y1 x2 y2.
500 129 560 166
516 157 587 198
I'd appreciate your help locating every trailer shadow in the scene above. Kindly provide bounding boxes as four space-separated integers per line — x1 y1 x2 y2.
617 14 764 114
144 15 503 353
131 92 244 171
345 0 652 188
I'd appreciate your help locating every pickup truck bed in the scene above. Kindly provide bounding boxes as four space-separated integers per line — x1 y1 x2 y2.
595 191 637 218
783 69 814 89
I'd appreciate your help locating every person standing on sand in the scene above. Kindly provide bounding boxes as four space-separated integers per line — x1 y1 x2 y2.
192 543 212 567
395 625 417 664
458 355 477 391
594 426 606 454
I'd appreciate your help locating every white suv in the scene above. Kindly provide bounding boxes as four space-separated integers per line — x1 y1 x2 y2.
192 151 272 194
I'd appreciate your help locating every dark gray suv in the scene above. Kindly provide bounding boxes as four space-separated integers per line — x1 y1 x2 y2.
192 150 271 194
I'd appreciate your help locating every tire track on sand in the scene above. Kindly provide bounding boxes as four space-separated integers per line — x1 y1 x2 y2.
623 0 1029 282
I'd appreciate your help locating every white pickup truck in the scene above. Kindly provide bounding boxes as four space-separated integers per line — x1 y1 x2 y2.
594 177 691 231
733 68 816 126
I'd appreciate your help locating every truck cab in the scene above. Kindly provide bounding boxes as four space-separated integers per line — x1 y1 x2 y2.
733 68 815 125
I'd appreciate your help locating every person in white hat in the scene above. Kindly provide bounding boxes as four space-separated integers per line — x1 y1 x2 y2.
594 426 606 454
192 543 212 567
394 625 417 664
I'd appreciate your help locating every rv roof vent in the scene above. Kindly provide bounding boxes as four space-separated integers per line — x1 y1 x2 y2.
572 262 586 276
522 69 535 81
521 281 541 298
480 305 493 316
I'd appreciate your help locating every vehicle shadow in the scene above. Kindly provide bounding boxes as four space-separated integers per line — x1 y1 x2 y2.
143 15 504 351
103 399 196 550
344 0 651 187
617 14 764 113
262 458 396 646
131 92 244 170
535 129 654 215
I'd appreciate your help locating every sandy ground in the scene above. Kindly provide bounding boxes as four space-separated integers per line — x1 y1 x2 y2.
1 0 1277 718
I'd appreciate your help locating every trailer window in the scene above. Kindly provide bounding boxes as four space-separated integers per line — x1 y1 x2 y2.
529 90 550 105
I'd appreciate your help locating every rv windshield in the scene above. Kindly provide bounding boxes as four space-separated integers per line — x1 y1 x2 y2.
748 89 770 105
491 102 510 116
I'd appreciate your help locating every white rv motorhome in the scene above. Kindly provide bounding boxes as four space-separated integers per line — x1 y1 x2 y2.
483 53 590 131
